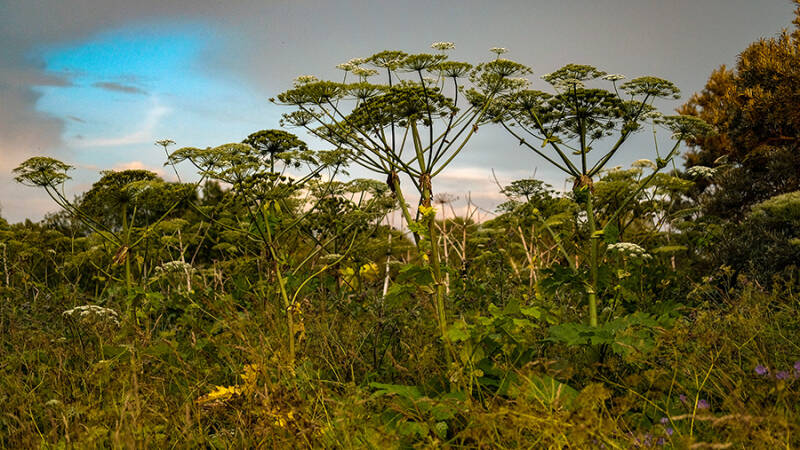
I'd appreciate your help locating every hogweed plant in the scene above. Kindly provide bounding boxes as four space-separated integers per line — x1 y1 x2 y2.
482 64 711 326
167 130 392 363
274 43 531 355
62 304 121 357
13 152 200 325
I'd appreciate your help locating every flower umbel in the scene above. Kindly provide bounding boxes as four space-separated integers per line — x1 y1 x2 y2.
293 75 319 86
431 41 455 51
603 73 626 81
607 242 652 260
63 305 121 327
686 165 716 179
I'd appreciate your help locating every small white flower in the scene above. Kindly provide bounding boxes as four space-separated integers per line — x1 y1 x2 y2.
431 41 456 51
293 75 319 86
686 166 716 178
603 74 626 81
63 304 121 327
489 47 509 55
550 77 585 90
155 260 195 274
336 62 356 72
643 111 664 121
607 242 652 260
507 77 531 90
421 76 438 86
347 57 366 66
351 67 378 78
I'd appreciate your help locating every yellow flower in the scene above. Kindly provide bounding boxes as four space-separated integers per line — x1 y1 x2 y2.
418 205 437 219
240 364 260 391
359 262 380 282
196 384 242 405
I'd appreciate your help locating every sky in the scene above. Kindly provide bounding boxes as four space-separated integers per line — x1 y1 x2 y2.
0 0 796 223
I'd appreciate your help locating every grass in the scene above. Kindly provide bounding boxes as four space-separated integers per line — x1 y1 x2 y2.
1 268 798 448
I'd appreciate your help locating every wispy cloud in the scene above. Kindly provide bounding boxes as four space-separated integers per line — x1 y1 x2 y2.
92 81 146 95
72 99 169 148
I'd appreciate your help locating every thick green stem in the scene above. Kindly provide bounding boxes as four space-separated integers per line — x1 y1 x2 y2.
391 176 418 244
585 192 599 327
428 213 448 347
421 185 451 363
264 209 295 363
275 259 295 364
125 255 133 320
121 202 135 325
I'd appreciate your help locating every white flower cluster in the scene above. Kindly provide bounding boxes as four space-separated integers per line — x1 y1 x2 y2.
686 165 716 178
489 47 509 55
351 67 378 78
603 73 626 81
552 77 585 90
607 242 652 260
421 76 438 86
155 260 195 274
293 75 319 86
507 77 531 90
431 41 455 51
642 110 664 122
336 58 367 72
63 304 121 327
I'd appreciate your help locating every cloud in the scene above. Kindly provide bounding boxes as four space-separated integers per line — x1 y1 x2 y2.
71 101 169 148
92 81 146 95
111 160 166 177
435 166 533 202
0 90 64 172
0 84 67 222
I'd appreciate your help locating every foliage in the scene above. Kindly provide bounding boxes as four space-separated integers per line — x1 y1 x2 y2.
679 0 800 218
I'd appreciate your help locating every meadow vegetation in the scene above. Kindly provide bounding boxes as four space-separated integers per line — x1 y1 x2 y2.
2 6 800 448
